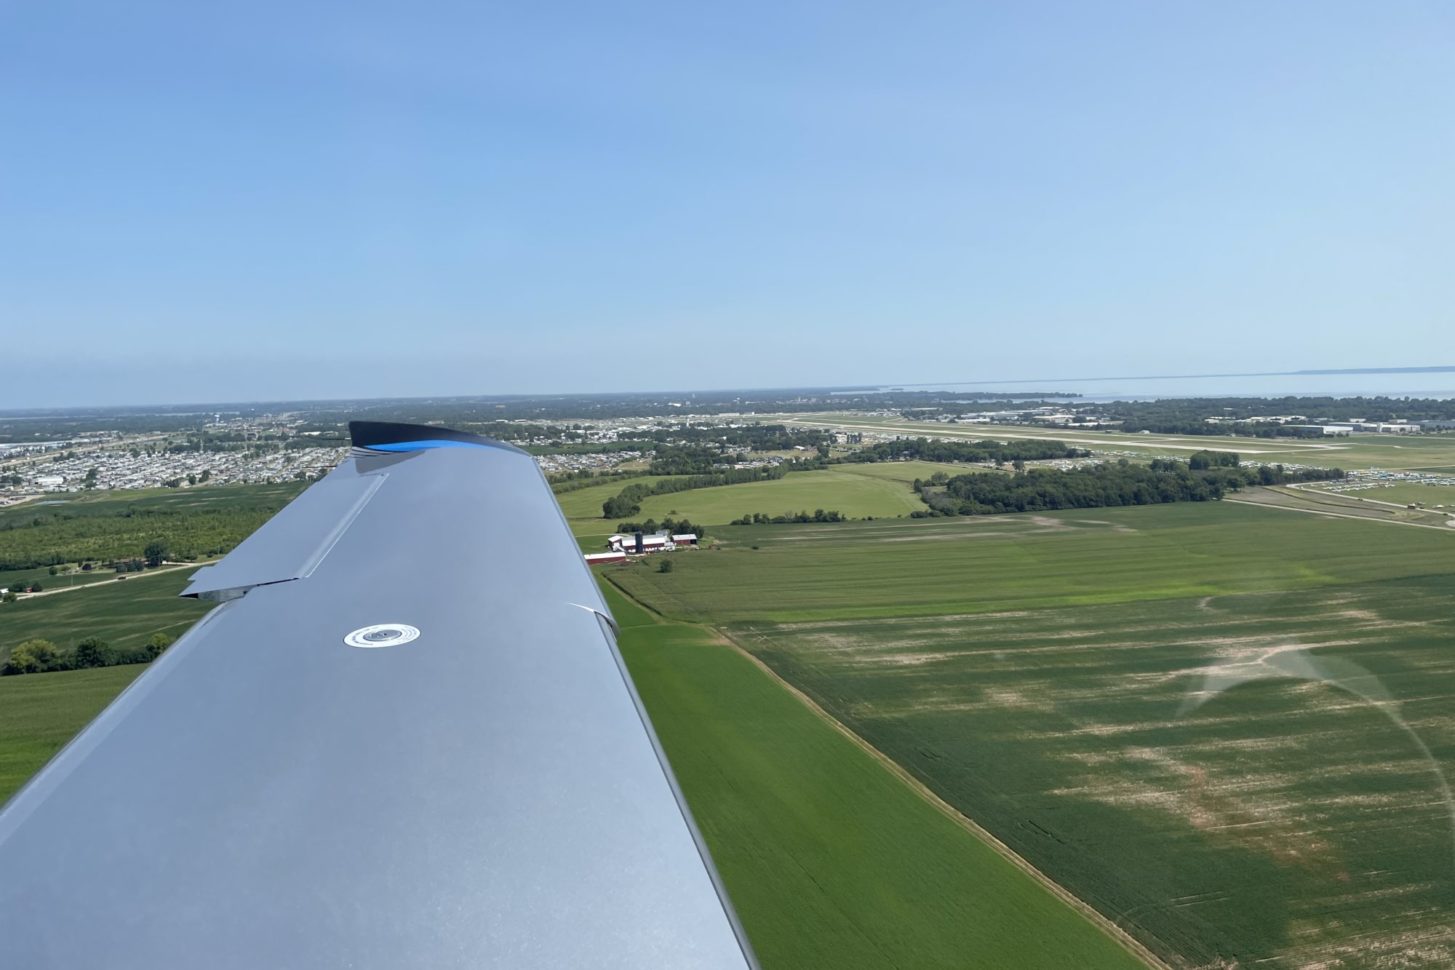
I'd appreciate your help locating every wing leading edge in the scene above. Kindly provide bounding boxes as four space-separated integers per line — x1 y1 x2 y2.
0 422 757 969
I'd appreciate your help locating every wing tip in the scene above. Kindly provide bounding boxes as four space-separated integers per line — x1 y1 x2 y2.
348 421 528 456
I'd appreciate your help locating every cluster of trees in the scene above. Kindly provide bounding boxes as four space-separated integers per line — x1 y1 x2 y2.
647 446 743 475
1148 458 1344 488
1 632 175 676
729 509 847 525
601 465 793 518
844 437 1090 465
531 425 831 474
915 457 1344 516
613 517 708 537
1187 450 1239 469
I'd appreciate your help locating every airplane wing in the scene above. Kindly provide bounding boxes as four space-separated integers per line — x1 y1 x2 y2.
0 421 757 969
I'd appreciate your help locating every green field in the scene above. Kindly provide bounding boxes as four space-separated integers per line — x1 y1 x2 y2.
558 465 949 543
635 467 926 525
555 475 671 547
606 583 1146 969
0 664 145 802
552 475 672 521
614 502 1455 967
611 502 1455 623
0 569 208 664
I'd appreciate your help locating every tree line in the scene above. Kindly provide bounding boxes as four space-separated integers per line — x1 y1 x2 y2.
843 437 1090 465
2 632 175 676
914 456 1344 516
613 516 709 537
548 468 646 493
729 510 847 525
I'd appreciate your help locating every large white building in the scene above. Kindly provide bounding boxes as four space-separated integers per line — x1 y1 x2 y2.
605 532 698 554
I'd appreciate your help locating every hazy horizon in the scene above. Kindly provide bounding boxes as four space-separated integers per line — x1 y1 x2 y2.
2 363 1454 414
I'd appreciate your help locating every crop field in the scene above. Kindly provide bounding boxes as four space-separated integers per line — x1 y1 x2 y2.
0 569 208 664
787 415 1455 472
604 583 1147 969
559 465 948 546
0 483 306 529
0 665 144 803
611 503 1455 623
616 503 1455 967
0 483 305 588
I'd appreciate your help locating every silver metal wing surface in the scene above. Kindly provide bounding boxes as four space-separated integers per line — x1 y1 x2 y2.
0 421 756 970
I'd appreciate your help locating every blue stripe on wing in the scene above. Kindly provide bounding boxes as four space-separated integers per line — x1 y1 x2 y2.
364 439 494 452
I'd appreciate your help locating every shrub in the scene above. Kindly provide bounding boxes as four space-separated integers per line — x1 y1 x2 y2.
2 639 66 676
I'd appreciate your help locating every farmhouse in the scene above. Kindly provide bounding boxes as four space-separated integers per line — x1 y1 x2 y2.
605 532 698 555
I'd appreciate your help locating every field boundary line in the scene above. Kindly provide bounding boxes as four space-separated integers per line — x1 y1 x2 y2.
12 559 217 600
713 626 1171 970
1226 495 1455 532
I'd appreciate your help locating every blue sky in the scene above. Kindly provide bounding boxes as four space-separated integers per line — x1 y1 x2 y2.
2 1 1452 406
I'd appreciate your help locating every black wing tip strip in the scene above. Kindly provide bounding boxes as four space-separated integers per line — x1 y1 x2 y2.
347 421 528 456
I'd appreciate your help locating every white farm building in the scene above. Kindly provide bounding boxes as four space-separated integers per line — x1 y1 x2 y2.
605 532 698 555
